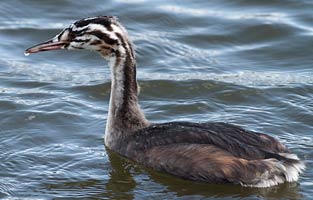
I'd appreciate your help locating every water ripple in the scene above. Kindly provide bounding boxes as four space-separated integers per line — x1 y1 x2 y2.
139 71 313 87
159 5 288 22
1 0 312 199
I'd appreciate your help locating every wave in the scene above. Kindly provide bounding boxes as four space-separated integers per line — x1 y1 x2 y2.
138 71 313 87
3 59 312 87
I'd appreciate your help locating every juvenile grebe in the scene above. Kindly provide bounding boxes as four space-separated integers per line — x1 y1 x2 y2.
25 16 305 187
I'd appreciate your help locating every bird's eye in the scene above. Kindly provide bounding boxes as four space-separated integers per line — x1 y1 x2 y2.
68 32 76 41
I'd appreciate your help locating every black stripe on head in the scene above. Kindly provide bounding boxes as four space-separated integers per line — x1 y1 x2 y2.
115 32 134 59
90 30 117 45
74 16 114 31
57 29 67 41
72 38 91 43
90 40 102 45
57 28 75 42
71 27 89 36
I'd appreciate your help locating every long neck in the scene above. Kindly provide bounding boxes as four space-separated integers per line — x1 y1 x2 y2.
105 38 150 149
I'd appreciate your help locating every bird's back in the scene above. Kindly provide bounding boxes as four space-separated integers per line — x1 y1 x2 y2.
115 122 305 187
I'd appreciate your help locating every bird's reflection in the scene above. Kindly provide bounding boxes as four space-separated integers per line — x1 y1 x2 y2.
105 147 303 199
105 148 137 199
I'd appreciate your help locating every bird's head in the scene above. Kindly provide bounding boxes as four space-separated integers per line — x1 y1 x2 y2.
25 16 130 59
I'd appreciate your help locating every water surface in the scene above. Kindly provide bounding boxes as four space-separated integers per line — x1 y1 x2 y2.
0 0 312 199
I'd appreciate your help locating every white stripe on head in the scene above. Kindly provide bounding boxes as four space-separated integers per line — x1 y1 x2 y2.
71 24 87 32
87 24 119 40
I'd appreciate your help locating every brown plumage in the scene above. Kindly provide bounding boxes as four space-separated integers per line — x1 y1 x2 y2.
116 122 300 186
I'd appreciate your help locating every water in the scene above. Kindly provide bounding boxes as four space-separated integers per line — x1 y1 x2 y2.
1 0 312 199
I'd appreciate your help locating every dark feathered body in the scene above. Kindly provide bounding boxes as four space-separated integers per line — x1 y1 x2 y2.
113 122 302 187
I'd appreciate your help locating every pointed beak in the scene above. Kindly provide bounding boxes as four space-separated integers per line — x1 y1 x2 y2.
25 38 69 54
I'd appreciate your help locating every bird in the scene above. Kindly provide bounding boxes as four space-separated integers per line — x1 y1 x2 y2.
25 16 305 188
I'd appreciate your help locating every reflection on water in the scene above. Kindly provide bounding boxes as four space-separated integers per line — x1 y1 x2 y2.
34 148 304 199
106 149 137 199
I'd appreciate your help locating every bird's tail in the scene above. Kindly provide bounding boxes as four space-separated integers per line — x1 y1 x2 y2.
243 153 305 188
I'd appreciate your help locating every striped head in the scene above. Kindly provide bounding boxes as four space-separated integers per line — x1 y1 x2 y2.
25 16 132 60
